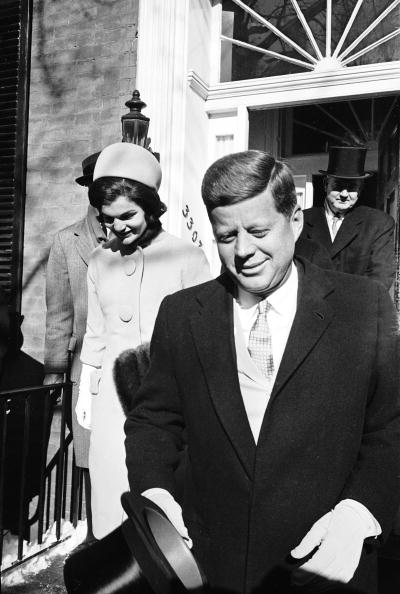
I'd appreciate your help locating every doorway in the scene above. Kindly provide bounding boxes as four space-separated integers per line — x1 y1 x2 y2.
248 94 400 308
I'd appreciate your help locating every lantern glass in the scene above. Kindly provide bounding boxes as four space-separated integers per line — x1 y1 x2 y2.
122 117 149 146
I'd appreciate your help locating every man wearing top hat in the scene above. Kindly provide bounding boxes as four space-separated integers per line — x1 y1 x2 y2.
125 150 400 594
297 145 395 290
43 152 106 516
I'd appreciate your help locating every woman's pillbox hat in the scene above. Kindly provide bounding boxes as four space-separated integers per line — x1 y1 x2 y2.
93 142 162 191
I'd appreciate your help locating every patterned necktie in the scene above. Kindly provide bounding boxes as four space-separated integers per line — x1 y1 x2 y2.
248 300 274 381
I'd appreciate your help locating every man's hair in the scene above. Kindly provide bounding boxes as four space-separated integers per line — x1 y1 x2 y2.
88 176 167 230
201 150 297 218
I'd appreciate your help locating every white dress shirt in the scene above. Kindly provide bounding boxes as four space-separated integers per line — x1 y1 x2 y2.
234 264 298 442
236 264 298 374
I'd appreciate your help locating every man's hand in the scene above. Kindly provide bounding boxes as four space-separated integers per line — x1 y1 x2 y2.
291 501 371 585
43 373 64 385
142 488 193 548
43 373 64 404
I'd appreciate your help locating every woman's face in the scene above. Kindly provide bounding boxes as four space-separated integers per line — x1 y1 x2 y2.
102 195 148 246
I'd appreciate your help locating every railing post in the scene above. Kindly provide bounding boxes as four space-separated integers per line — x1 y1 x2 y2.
54 383 68 540
17 396 31 559
37 388 52 544
0 398 8 568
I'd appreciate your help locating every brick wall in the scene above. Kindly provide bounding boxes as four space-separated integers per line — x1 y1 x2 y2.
22 0 139 362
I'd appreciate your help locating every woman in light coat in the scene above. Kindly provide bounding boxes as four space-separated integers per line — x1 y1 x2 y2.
76 143 210 539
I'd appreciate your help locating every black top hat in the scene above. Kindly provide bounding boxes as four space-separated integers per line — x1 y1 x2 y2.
121 492 206 593
319 145 373 179
64 491 207 594
75 151 101 186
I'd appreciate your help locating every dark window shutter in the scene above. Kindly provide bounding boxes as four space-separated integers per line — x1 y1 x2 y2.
0 0 32 316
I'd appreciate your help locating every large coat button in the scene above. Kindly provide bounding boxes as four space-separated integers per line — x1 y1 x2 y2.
119 306 133 322
123 259 136 276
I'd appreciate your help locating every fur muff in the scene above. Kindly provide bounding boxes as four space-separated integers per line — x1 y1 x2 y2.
113 343 150 416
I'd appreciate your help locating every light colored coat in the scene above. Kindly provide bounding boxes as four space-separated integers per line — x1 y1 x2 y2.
44 206 106 467
80 230 210 539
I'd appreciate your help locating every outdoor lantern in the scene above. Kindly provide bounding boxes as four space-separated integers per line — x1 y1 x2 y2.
121 89 150 146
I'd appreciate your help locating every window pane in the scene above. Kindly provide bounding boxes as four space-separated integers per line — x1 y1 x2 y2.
339 0 400 67
221 0 400 82
275 97 396 157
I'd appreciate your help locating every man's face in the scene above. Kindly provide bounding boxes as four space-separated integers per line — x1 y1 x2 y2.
325 177 362 214
210 188 303 296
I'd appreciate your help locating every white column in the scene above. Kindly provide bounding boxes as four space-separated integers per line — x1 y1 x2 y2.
136 0 190 235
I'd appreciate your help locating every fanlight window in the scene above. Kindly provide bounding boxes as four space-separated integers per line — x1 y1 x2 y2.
221 0 400 82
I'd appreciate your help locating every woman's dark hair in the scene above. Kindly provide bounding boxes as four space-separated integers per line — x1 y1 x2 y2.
89 177 167 231
201 150 297 218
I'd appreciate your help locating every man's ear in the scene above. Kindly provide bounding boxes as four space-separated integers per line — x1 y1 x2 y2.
291 204 303 241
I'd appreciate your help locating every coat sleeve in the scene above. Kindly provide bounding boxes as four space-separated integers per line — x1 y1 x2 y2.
44 233 73 374
340 282 400 536
80 257 106 368
366 215 395 290
124 295 184 497
181 246 211 288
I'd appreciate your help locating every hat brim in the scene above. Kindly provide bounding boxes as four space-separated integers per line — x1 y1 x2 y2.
319 170 373 179
121 491 207 593
75 174 93 187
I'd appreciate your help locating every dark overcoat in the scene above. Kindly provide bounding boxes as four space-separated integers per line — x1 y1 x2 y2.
125 258 400 594
298 206 395 289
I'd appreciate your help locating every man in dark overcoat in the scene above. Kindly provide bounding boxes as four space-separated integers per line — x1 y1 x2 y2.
297 145 395 290
44 153 106 472
125 150 400 594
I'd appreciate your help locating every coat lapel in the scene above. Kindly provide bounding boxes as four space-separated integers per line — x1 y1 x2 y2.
330 208 363 258
74 217 98 265
269 260 335 405
304 208 331 251
189 276 256 478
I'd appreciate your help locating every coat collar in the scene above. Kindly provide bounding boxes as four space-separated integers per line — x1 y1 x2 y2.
330 207 364 257
189 260 335 476
73 210 105 265
269 258 334 399
190 275 257 478
304 208 331 249
305 206 364 257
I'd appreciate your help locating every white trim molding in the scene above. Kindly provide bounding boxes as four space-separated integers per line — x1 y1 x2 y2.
188 61 400 112
187 70 209 101
136 0 190 236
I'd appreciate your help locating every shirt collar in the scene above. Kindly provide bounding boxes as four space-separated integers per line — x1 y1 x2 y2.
267 263 298 316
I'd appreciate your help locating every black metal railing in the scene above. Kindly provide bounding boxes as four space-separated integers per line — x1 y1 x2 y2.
0 380 87 573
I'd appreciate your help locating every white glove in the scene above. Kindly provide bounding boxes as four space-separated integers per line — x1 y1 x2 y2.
142 488 193 549
291 500 375 585
75 363 95 430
